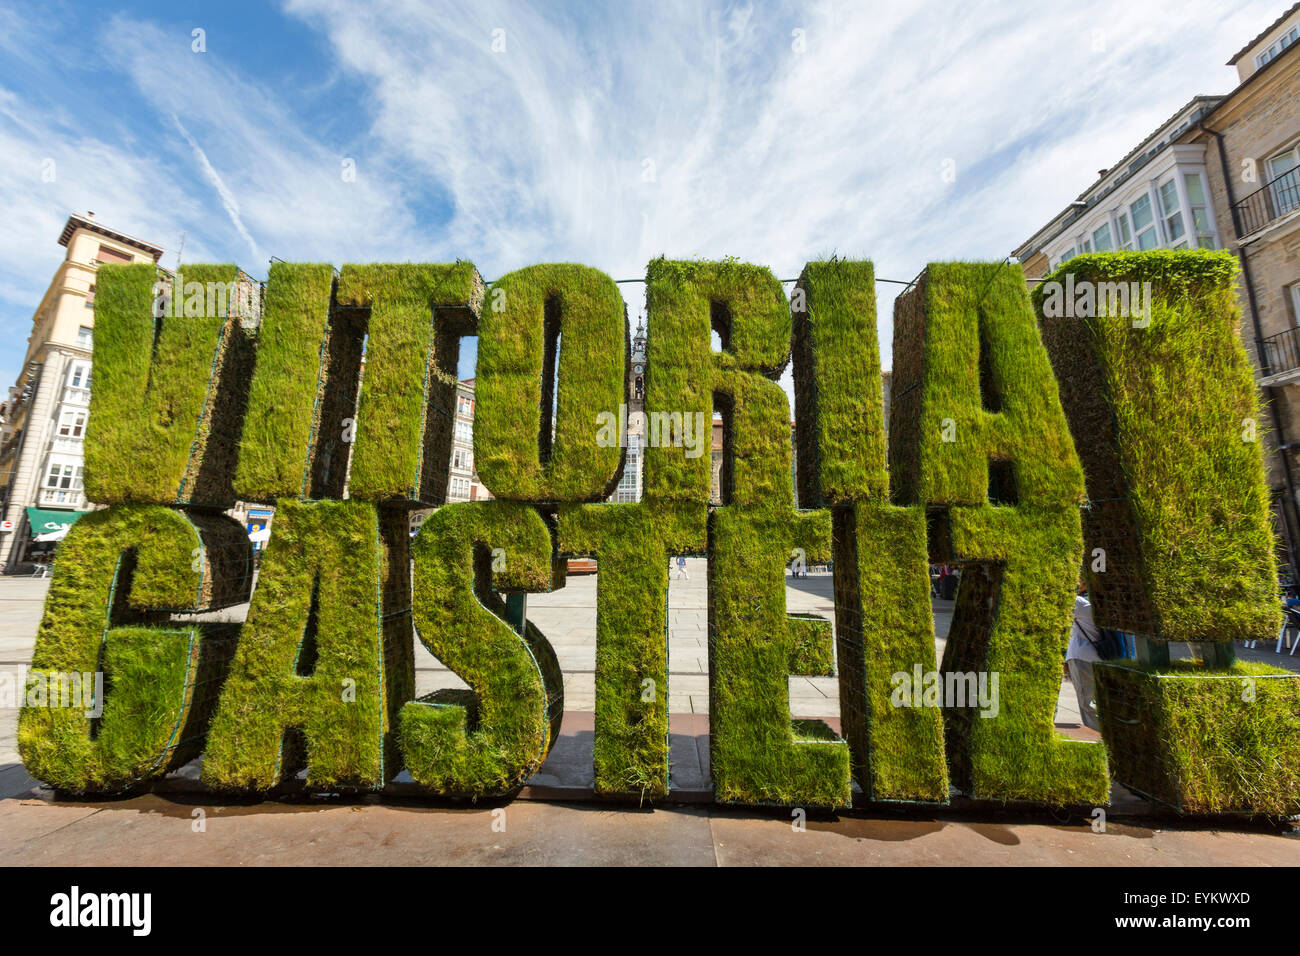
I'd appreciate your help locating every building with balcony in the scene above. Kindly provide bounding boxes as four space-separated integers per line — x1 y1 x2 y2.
1171 4 1300 583
0 213 162 572
1013 4 1300 583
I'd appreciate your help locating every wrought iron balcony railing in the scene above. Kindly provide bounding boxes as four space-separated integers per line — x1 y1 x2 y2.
1262 325 1300 380
1232 163 1300 238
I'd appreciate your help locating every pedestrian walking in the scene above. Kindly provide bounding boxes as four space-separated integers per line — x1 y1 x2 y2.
1066 581 1123 731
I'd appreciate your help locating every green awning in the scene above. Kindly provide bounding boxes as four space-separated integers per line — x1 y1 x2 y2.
25 507 87 539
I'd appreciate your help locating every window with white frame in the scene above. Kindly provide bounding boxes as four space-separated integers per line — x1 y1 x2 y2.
457 395 473 416
1115 211 1134 250
45 457 83 491
1267 142 1300 218
1158 178 1186 247
1291 283 1300 325
1130 194 1159 249
614 435 640 503
455 421 472 443
57 409 86 438
67 361 91 390
1256 24 1299 67
452 447 472 471
77 325 93 347
1182 172 1216 248
1092 222 1113 252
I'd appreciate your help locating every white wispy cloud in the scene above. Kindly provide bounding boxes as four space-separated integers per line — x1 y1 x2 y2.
98 15 426 267
172 113 265 264
0 0 1286 395
282 0 1281 353
0 84 209 384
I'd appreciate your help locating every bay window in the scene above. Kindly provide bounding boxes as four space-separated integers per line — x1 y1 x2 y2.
67 361 91 390
1092 222 1113 252
1182 172 1216 248
1130 195 1159 249
45 458 83 491
57 409 86 438
1115 212 1133 250
1158 178 1186 246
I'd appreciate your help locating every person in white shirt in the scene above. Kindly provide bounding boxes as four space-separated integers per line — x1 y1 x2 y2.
1066 584 1104 731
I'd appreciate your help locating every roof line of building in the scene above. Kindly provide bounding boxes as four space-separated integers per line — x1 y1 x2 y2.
57 213 163 262
1012 95 1221 258
1196 27 1300 128
1228 2 1300 66
1015 22 1300 263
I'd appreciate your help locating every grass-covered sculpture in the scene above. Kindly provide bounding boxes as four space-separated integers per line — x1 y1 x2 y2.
1094 661 1300 814
708 506 850 807
18 506 250 792
468 261 686 799
400 500 565 797
475 264 626 502
891 261 1109 806
84 263 256 507
833 502 949 801
558 502 703 800
25 250 1291 816
792 261 889 505
794 260 949 804
1037 250 1296 813
335 263 484 504
234 262 356 501
1037 251 1278 642
542 260 716 801
647 258 851 808
203 499 413 791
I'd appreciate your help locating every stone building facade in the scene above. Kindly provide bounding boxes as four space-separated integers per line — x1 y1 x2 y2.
1176 3 1300 581
609 318 647 504
446 377 490 504
1013 4 1300 582
0 213 162 572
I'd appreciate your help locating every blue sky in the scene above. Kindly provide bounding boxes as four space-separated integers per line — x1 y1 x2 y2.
0 0 1285 392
